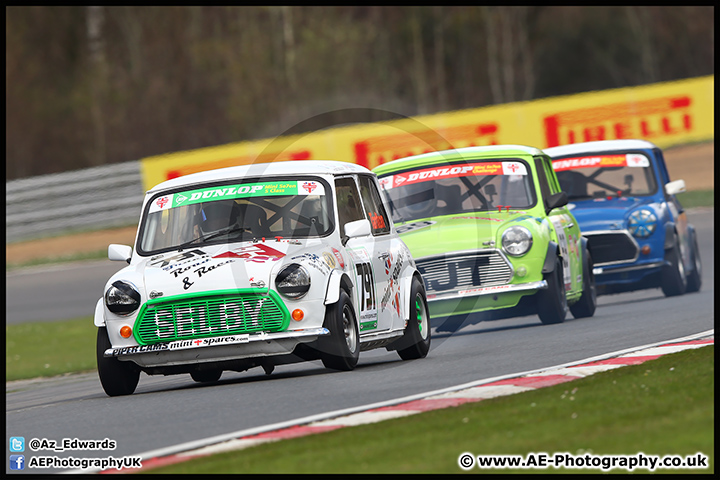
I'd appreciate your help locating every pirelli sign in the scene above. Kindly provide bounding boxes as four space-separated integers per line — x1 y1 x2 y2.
140 75 713 191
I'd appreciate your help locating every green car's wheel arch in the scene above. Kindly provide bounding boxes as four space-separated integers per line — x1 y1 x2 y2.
537 256 568 325
569 248 597 319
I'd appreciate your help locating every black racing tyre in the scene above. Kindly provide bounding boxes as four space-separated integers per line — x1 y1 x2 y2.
319 290 360 371
661 233 687 297
537 256 568 325
685 230 702 293
190 369 223 383
396 277 431 361
96 327 140 397
569 249 597 319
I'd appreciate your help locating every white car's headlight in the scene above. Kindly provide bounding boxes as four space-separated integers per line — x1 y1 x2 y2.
501 226 533 256
275 264 311 299
628 209 657 238
105 281 141 315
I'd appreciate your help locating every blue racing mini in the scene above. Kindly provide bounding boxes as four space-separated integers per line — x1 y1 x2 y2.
545 139 702 296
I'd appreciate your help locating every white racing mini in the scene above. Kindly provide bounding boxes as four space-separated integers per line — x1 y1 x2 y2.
95 161 430 396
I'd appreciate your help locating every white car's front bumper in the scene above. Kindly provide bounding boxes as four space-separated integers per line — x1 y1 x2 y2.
105 327 329 367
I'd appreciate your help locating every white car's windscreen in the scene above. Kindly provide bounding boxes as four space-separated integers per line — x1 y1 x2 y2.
378 160 536 223
552 153 658 200
139 178 333 254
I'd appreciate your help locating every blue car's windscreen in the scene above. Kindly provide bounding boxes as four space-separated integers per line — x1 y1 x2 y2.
552 153 658 201
378 160 536 223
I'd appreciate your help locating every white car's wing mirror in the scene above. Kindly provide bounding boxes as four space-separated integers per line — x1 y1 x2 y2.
108 244 132 263
344 219 371 240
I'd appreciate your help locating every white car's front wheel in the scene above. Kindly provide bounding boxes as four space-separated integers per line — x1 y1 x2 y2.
319 290 359 371
97 327 140 397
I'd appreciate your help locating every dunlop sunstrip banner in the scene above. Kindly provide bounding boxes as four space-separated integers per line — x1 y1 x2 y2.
148 180 325 213
552 154 650 172
140 75 713 191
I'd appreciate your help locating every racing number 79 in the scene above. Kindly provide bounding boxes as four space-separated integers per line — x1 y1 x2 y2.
355 262 376 311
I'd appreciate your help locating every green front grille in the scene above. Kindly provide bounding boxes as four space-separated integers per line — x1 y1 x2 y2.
134 289 290 345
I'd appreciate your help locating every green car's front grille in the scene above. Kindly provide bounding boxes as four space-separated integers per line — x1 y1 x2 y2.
134 289 290 345
416 251 512 294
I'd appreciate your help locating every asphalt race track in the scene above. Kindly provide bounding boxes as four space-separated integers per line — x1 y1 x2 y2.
5 208 714 474
6 261 126 325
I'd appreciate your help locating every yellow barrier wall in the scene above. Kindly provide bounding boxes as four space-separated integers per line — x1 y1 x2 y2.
140 75 713 191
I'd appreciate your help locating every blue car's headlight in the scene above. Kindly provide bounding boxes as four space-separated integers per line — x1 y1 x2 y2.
501 226 533 256
628 209 657 238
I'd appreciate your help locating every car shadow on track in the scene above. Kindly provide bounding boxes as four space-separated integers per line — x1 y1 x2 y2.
133 358 408 395
432 321 544 340
430 312 544 338
596 288 708 309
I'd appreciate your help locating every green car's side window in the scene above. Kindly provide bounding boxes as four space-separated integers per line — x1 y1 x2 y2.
542 157 562 195
534 157 552 203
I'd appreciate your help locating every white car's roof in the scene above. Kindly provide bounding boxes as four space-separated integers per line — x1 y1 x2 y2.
544 139 658 157
148 160 371 194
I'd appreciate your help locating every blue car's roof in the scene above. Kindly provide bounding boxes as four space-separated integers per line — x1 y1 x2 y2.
544 139 658 157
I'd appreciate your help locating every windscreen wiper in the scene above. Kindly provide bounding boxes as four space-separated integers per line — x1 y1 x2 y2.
176 226 249 250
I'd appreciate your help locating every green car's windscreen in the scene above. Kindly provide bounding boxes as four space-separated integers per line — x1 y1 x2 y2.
378 160 536 223
138 178 333 254
552 153 658 201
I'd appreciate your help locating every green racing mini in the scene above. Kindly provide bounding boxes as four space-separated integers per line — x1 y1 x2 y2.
373 145 596 326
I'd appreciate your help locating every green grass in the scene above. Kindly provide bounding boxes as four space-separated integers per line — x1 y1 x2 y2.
6 249 108 272
150 346 713 474
677 189 714 209
6 316 97 381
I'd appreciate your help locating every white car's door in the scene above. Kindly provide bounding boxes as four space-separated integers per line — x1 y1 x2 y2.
335 175 393 334
356 174 402 332
335 176 381 333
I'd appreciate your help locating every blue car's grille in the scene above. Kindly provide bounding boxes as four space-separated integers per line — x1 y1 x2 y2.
586 232 638 266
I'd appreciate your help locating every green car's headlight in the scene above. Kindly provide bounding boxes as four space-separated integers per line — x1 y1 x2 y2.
501 226 533 256
275 264 311 299
628 208 657 238
104 281 141 315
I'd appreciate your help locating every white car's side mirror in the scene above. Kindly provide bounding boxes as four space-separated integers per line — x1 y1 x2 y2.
344 219 372 239
665 179 686 196
108 244 132 263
